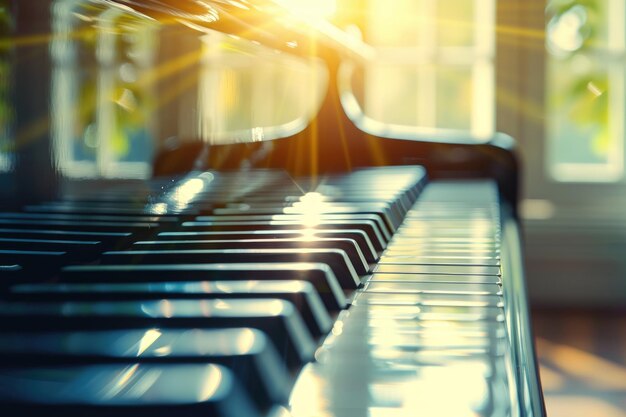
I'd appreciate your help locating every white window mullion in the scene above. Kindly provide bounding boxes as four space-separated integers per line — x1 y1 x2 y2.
608 64 624 177
608 0 626 181
471 0 495 137
471 60 495 138
475 0 496 58
417 0 437 128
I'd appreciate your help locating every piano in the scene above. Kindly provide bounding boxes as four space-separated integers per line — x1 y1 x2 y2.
0 1 545 416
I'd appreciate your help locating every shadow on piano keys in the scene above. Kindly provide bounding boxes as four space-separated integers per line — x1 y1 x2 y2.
0 1 544 416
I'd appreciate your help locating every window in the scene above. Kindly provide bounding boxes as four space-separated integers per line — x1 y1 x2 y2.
546 0 625 182
52 0 157 179
361 0 496 138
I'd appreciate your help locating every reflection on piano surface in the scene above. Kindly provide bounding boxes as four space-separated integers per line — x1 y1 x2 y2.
0 1 544 416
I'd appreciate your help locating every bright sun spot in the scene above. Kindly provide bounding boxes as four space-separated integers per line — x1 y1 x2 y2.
274 0 336 19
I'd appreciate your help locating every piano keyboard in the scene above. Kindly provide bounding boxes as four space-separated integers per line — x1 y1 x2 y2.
0 166 516 416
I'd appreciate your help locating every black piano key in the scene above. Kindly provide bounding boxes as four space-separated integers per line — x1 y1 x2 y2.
0 328 292 408
0 237 102 261
0 228 133 247
212 202 404 232
254 190 408 200
48 178 176 199
157 229 378 263
33 195 156 205
0 264 22 272
102 248 362 289
280 203 400 233
0 249 66 261
278 189 414 201
0 250 66 277
33 197 155 206
0 212 180 224
0 363 263 417
0 265 23 282
0 236 100 249
25 203 200 217
132 237 370 275
195 213 392 240
181 219 387 251
61 263 347 311
0 299 316 367
10 280 333 337
0 218 159 234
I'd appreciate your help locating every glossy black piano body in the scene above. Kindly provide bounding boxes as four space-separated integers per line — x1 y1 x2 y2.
0 1 544 416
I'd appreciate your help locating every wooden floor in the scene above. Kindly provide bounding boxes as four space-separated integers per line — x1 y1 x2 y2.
532 309 626 417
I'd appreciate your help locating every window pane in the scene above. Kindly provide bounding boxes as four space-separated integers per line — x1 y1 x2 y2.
436 65 473 129
366 0 426 47
363 64 423 126
547 60 615 171
437 0 475 47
